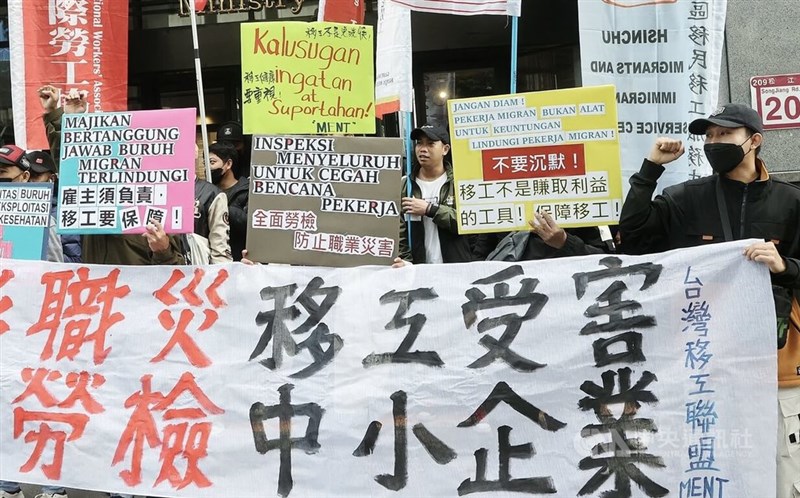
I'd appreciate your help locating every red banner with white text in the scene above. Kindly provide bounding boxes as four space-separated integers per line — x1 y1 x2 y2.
9 0 129 149
317 0 366 24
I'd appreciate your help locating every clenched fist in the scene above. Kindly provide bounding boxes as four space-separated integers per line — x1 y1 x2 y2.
647 137 685 165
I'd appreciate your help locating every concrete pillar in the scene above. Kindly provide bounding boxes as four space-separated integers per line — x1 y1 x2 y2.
723 0 800 177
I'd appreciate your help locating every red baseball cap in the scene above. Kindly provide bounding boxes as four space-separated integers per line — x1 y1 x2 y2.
0 145 31 170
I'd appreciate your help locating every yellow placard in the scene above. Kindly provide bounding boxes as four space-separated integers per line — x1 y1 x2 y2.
241 22 375 135
447 85 622 234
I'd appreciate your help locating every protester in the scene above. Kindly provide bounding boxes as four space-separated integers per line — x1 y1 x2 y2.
618 103 800 498
394 124 477 267
34 89 183 498
0 147 65 498
24 150 81 263
38 88 184 267
208 141 248 261
484 211 610 261
190 144 232 263
26 150 57 184
216 120 251 178
0 145 62 263
38 85 72 167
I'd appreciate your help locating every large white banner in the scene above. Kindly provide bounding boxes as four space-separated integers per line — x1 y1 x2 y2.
0 241 776 497
579 0 727 193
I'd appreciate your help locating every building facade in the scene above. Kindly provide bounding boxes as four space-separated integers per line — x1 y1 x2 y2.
0 0 797 177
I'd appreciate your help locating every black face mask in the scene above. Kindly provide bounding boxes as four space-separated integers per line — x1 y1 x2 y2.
704 137 752 175
0 171 26 183
210 167 224 185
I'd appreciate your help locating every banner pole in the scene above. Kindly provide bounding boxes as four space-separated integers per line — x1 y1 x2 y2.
403 111 414 248
510 15 519 94
189 6 212 181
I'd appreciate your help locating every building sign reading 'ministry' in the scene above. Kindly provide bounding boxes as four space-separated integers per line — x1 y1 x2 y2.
179 0 306 16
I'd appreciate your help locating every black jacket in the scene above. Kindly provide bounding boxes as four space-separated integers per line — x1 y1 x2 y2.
224 176 249 261
399 164 476 264
620 158 800 318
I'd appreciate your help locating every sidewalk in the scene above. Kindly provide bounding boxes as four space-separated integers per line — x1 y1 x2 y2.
19 486 144 498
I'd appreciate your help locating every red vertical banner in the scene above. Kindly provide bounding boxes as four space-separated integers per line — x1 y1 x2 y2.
317 0 366 24
9 0 129 149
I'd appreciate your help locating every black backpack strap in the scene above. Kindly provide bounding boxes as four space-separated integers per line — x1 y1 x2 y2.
715 176 733 242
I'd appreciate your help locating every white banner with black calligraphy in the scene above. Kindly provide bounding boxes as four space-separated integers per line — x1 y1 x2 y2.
0 240 776 497
579 0 727 193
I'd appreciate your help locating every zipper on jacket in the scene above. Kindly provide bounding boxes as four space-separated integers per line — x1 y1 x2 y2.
739 184 748 238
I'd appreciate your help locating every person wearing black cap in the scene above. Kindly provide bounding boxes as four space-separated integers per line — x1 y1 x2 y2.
618 103 800 498
25 149 57 184
216 121 252 178
24 150 82 263
394 124 476 266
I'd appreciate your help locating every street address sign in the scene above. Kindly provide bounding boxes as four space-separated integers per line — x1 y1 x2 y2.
750 73 800 131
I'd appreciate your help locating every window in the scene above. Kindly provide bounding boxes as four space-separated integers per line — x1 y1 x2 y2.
422 68 495 127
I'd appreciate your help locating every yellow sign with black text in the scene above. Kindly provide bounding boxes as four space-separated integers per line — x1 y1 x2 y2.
241 22 375 135
448 85 622 233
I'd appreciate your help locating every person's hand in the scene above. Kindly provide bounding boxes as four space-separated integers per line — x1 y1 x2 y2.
63 88 88 114
529 211 567 249
647 137 685 165
744 241 786 273
392 257 411 268
401 197 430 217
38 85 60 113
142 219 169 253
240 249 261 265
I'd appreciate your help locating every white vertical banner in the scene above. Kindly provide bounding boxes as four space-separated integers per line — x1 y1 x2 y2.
579 0 728 193
7 0 26 148
375 0 413 116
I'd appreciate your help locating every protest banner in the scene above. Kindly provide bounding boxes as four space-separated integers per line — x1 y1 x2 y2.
57 108 196 234
579 0 727 193
241 22 375 135
0 183 52 260
8 0 129 150
317 0 366 24
246 135 402 266
0 240 777 497
375 0 413 117
447 85 622 234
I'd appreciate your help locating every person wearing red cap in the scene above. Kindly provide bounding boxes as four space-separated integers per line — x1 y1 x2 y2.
0 145 63 263
619 103 800 498
0 145 66 498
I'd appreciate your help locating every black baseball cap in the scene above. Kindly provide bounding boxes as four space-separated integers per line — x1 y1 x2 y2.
217 121 244 142
410 124 450 145
24 150 57 174
0 145 30 170
688 103 764 135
